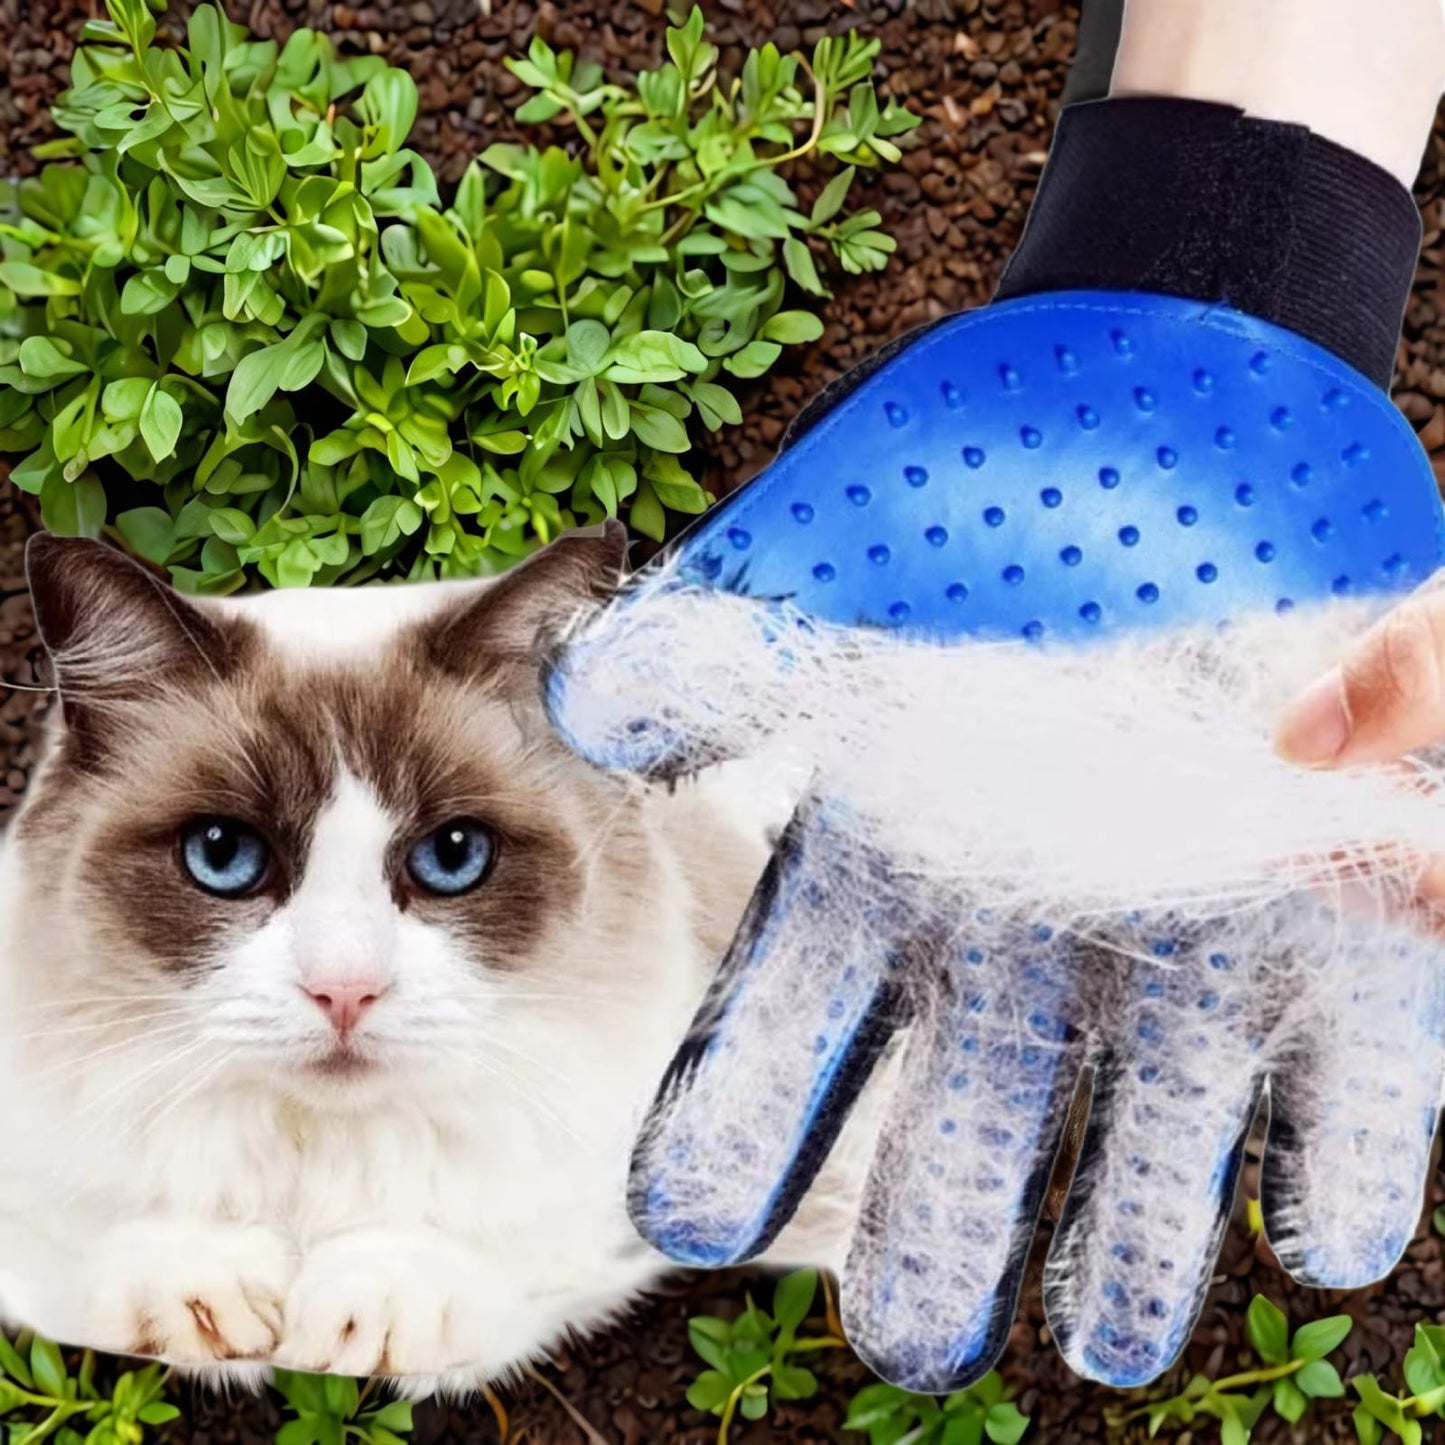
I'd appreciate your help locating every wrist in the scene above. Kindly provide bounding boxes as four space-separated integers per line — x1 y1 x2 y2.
1109 0 1445 189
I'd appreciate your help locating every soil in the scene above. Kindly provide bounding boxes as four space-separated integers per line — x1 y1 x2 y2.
6 0 1445 1441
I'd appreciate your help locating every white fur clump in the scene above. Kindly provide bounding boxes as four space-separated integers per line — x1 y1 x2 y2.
556 568 1445 920
554 571 1445 1389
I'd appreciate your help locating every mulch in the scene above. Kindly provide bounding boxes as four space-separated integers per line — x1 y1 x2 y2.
5 0 1445 1440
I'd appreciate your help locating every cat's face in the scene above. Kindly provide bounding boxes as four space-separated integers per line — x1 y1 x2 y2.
6 528 676 1111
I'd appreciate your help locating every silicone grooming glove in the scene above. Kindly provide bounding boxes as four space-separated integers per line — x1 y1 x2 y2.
547 98 1445 1391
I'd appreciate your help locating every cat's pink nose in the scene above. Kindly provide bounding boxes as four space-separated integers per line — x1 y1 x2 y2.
304 979 387 1036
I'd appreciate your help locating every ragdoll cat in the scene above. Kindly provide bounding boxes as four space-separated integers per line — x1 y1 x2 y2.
0 526 852 1391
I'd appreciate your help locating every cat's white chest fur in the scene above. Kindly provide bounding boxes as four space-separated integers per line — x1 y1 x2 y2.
0 768 762 1388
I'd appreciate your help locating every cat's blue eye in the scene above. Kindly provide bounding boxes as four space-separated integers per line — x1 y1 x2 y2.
407 820 496 896
180 818 270 898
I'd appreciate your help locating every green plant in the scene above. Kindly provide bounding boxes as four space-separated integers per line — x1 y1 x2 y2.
842 1375 1030 1445
1350 1322 1445 1444
0 1330 175 1445
686 1269 847 1441
0 0 914 590
272 1370 414 1445
1115 1295 1352 1444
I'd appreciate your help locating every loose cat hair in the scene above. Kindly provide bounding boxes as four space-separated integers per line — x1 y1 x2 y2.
0 529 851 1393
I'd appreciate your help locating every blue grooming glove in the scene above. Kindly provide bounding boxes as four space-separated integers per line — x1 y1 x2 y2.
546 97 1445 1391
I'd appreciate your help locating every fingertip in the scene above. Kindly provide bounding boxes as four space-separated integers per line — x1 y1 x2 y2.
1274 667 1351 767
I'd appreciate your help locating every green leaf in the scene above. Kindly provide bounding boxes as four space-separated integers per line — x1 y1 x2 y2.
0 1331 36 1387
209 507 258 545
40 472 107 538
19 337 89 381
770 1364 817 1401
1296 1360 1345 1399
631 406 690 453
359 68 419 151
1246 1296 1290 1365
1292 1316 1353 1362
1218 1407 1250 1445
739 1386 769 1422
629 480 666 541
331 319 369 361
121 270 181 316
365 1401 414 1433
566 318 612 373
688 380 742 429
844 1384 912 1430
723 339 783 379
604 329 707 384
116 507 177 564
360 494 425 555
102 378 152 422
772 1270 817 1337
762 310 825 345
1353 1404 1384 1445
471 429 528 455
139 385 183 461
0 261 79 296
783 237 825 295
322 1373 359 1417
227 346 283 423
276 537 321 588
29 1337 66 1398
1354 1375 1415 1436
1272 1377 1308 1426
811 166 856 224
983 1401 1030 1445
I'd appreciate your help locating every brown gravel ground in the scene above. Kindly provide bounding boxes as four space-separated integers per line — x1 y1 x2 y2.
7 1 1445 1441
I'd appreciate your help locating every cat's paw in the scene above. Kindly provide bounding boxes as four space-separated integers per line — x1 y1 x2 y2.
280 1229 523 1377
85 1221 294 1363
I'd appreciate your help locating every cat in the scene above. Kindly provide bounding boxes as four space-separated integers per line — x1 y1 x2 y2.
0 524 855 1393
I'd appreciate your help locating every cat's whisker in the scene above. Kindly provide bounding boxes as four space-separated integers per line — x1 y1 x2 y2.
10 990 200 1011
64 1030 208 1113
7 1007 195 1043
20 1018 198 1085
125 1046 239 1149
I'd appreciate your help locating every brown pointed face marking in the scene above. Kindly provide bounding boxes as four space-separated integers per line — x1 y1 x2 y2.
15 530 645 984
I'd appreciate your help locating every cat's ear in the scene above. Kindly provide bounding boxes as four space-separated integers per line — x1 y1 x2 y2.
425 520 630 678
25 534 247 755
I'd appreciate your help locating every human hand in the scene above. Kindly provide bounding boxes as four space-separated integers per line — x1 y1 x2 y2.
545 275 1445 1392
1277 575 1445 908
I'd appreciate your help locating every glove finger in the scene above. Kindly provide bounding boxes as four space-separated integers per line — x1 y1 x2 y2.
1045 931 1265 1388
1262 913 1445 1287
841 918 1086 1393
629 794 910 1266
544 566 815 780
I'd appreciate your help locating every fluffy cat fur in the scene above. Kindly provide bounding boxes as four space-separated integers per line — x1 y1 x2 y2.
0 528 851 1393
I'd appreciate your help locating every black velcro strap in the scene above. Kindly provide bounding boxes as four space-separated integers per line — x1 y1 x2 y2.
995 96 1421 389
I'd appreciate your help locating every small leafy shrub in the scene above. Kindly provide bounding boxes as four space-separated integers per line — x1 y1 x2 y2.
684 1269 1031 1445
686 1269 845 1440
1350 1322 1445 1445
272 1370 414 1445
1116 1294 1352 1444
0 0 914 590
842 1376 1029 1445
0 1330 175 1445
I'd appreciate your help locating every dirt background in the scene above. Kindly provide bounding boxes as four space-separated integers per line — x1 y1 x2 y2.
7 0 1445 1439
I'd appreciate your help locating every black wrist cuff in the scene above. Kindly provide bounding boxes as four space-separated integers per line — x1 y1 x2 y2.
994 96 1422 389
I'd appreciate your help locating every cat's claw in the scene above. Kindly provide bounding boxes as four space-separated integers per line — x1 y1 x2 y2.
85 1222 293 1363
279 1229 506 1378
